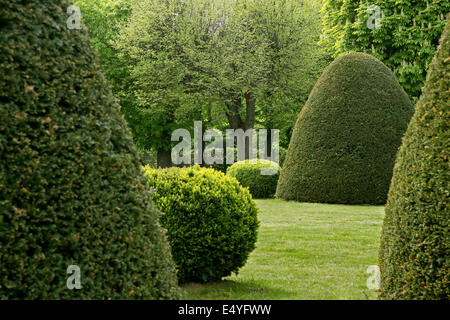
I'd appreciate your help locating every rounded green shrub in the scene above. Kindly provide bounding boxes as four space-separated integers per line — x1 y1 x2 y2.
0 0 178 299
276 52 414 204
227 159 281 199
143 165 259 283
379 19 450 300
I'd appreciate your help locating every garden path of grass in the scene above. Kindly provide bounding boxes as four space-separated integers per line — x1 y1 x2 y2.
181 199 384 300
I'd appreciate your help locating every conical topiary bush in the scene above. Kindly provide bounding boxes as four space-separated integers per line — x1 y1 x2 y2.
276 52 414 204
379 18 449 300
0 0 178 299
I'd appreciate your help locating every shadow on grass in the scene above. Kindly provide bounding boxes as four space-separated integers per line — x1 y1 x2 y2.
180 279 292 300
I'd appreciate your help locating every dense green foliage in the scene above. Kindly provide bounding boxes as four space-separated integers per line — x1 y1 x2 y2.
379 19 449 300
227 160 281 199
113 0 328 163
276 52 414 204
74 0 131 98
0 0 178 299
114 0 197 166
143 165 259 283
74 0 173 165
320 0 449 99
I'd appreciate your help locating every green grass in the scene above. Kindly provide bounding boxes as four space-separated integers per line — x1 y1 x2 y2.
181 199 384 300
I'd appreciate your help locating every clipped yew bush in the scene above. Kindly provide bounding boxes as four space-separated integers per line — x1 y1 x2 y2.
143 165 259 283
276 52 414 204
379 19 450 300
227 159 281 199
0 0 178 299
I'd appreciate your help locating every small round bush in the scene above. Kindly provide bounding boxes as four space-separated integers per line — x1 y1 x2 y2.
143 165 259 283
227 160 281 198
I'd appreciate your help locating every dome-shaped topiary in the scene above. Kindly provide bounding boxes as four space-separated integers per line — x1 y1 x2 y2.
227 159 281 199
0 0 178 299
276 52 414 204
143 165 259 283
379 18 450 300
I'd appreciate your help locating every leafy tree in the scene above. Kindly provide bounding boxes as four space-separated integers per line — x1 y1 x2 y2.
320 0 450 99
74 0 168 165
114 0 209 167
255 0 330 152
115 0 328 163
188 0 329 156
74 0 132 98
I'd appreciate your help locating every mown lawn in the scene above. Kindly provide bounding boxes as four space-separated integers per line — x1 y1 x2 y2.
181 199 384 300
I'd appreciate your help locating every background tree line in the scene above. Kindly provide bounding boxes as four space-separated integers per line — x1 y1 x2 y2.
75 0 329 167
320 0 449 100
75 0 448 167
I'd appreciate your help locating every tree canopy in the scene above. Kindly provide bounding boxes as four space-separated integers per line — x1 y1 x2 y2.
107 0 328 165
320 0 450 99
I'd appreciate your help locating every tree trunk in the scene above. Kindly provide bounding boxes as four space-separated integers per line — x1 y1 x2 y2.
243 92 256 130
225 91 256 160
225 95 244 130
157 148 172 168
244 92 256 159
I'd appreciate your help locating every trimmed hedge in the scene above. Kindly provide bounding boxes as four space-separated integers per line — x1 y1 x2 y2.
227 160 281 199
379 19 450 300
143 165 259 283
276 52 414 204
0 0 178 299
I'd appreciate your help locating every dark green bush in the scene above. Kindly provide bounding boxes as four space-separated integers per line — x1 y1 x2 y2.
227 160 280 199
379 19 450 300
276 52 414 204
0 0 178 299
143 165 259 283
